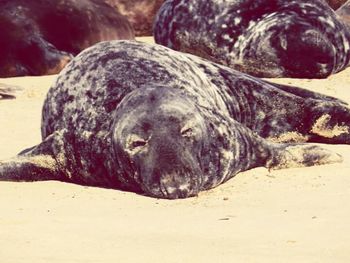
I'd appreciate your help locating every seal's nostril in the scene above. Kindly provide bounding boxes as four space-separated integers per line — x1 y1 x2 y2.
177 188 190 199
157 172 198 199
165 187 190 199
170 185 190 198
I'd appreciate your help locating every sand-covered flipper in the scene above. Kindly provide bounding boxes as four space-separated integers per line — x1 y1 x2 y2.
0 131 66 182
0 154 60 181
229 118 343 172
266 143 343 170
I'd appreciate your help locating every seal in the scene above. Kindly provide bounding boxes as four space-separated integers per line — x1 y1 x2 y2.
105 0 165 36
0 0 134 77
154 0 350 78
1 40 349 199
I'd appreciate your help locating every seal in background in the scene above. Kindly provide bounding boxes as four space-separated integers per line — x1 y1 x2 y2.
154 0 350 78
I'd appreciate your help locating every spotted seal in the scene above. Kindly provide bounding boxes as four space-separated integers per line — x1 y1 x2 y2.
105 0 165 36
154 0 350 78
0 0 134 77
1 40 350 199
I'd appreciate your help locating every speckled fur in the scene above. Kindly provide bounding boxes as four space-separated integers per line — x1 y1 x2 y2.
1 40 350 198
154 0 350 78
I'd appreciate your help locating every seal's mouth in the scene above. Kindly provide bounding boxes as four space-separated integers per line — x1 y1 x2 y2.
140 168 202 199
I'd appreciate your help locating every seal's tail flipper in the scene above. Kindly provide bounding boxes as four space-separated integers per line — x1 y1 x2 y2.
0 83 24 100
267 143 343 170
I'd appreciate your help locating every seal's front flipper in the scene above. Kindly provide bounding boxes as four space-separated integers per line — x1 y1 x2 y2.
221 120 342 184
267 143 343 170
0 154 60 181
228 121 343 173
0 83 24 100
0 130 66 182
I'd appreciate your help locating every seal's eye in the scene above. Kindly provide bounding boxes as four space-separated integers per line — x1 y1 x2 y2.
131 140 147 148
126 134 148 155
181 127 194 138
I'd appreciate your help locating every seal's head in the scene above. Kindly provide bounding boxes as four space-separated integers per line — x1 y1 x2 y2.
276 27 336 78
241 17 338 78
113 86 208 199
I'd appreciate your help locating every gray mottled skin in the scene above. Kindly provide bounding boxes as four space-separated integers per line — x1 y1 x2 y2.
154 0 350 78
1 40 350 199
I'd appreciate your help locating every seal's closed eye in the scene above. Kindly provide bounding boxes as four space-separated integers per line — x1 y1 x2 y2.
131 140 147 148
180 127 194 137
126 134 149 155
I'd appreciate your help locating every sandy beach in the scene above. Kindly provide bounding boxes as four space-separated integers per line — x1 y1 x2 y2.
0 37 350 262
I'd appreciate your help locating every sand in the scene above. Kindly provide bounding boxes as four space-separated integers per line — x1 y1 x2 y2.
0 37 350 262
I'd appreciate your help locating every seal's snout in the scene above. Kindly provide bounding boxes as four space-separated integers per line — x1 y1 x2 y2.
282 28 336 78
159 172 199 199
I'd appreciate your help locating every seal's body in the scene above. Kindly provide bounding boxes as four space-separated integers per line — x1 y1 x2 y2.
0 0 134 77
1 41 350 199
154 0 350 78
